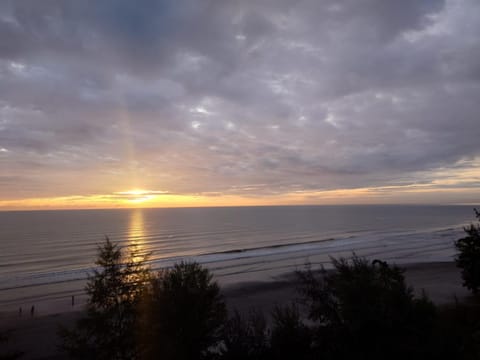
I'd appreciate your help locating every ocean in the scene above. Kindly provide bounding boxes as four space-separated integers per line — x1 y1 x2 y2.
0 205 476 312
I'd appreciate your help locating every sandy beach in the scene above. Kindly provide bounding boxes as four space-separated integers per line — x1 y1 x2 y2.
0 261 471 360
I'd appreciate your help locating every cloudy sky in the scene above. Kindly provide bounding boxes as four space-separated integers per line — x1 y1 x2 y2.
1 0 480 209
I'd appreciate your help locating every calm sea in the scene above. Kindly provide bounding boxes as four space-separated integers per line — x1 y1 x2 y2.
0 205 477 312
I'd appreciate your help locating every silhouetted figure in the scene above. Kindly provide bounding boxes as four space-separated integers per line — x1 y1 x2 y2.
30 305 35 316
72 295 75 307
18 307 22 316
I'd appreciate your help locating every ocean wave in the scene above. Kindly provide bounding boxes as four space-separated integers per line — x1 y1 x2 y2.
0 225 464 297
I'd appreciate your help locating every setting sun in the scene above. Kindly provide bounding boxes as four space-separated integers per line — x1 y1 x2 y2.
120 190 153 203
115 189 168 204
117 189 150 196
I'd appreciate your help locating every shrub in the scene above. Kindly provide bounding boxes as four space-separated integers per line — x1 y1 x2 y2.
139 262 227 360
297 255 436 360
269 304 311 360
220 309 270 360
455 209 480 294
221 304 312 360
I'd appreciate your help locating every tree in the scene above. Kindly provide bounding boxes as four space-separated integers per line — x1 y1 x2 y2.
220 309 270 360
59 237 150 360
269 304 311 360
297 255 436 360
455 209 480 294
139 262 227 360
220 305 312 360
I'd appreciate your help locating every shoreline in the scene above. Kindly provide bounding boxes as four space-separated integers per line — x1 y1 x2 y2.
0 261 469 318
0 217 470 320
0 260 471 359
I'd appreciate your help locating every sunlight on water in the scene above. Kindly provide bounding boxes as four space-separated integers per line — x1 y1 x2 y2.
128 209 148 261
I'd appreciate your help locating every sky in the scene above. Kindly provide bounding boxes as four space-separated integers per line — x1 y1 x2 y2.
1 0 480 210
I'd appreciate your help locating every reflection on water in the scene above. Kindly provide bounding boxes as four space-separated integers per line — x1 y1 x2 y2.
128 209 147 261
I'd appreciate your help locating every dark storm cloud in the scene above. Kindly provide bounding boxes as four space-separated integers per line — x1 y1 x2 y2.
1 0 480 201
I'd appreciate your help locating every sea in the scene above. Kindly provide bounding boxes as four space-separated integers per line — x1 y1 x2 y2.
0 205 477 313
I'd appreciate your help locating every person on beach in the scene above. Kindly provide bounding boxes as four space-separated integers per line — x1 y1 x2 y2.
18 307 22 316
71 295 75 307
30 305 34 316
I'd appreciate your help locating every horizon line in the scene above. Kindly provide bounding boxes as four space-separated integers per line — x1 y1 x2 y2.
1 202 479 213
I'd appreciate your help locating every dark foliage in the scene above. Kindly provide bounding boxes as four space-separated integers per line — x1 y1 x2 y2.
139 262 227 360
296 255 436 360
221 309 270 360
221 305 312 360
269 304 311 360
59 237 150 360
431 302 480 360
455 209 480 294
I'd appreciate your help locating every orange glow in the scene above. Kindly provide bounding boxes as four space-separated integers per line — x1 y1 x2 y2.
118 189 150 196
1 180 480 211
128 209 147 262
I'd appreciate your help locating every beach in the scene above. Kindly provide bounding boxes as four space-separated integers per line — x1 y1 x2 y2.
0 261 470 360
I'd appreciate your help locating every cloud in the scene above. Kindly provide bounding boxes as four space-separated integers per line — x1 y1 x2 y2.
1 0 480 205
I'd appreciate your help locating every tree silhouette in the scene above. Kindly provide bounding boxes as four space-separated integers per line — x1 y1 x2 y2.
297 255 436 360
220 309 270 360
269 304 311 360
59 237 150 360
139 262 226 360
455 209 480 294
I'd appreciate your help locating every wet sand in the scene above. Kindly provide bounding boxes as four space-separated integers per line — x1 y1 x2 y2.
0 261 471 360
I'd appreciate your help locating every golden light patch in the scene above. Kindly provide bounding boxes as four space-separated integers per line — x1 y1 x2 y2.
117 189 150 196
1 180 480 211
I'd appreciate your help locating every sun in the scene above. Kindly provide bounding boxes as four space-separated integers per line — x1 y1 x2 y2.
119 189 150 196
117 189 155 203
